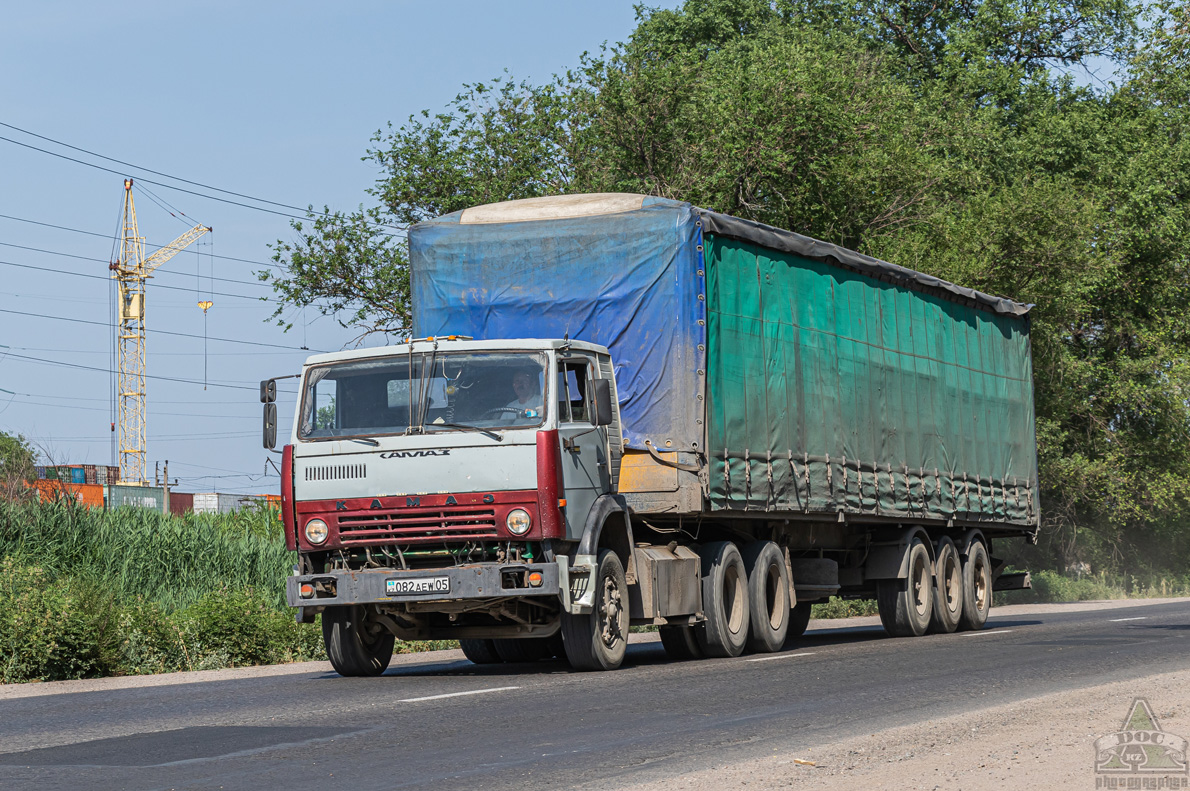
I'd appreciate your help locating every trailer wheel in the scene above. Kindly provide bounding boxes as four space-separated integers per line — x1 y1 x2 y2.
929 537 963 634
695 541 751 658
561 549 629 671
321 605 394 677
494 637 551 663
459 639 503 665
741 541 790 653
957 539 992 631
659 625 703 660
876 538 933 638
788 601 813 638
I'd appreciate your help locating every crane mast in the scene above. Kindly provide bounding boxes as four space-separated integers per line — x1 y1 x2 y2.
112 179 210 485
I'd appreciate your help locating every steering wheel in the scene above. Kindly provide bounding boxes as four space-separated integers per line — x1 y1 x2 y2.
480 406 524 419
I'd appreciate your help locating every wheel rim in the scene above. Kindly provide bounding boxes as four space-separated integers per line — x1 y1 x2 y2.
973 557 989 613
765 561 785 630
724 564 746 635
599 573 624 649
943 553 961 613
912 551 929 618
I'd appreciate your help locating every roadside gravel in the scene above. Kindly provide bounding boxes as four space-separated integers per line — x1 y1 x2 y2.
616 667 1190 790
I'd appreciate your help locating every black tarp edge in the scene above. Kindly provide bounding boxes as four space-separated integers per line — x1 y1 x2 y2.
697 209 1032 317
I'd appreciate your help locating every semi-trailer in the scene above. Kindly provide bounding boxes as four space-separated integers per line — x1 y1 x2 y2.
267 193 1037 674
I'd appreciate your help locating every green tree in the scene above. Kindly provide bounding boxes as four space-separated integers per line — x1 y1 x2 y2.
264 0 1190 572
0 431 36 503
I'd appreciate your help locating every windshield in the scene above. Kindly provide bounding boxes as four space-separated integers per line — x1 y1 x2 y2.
298 350 549 440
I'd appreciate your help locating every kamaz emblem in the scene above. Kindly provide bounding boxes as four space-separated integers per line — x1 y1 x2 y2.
380 450 451 459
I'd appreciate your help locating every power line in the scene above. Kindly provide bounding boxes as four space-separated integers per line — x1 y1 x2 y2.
0 394 268 419
0 212 281 270
0 126 405 235
0 120 405 233
0 240 271 289
0 258 268 302
0 306 326 352
0 350 262 391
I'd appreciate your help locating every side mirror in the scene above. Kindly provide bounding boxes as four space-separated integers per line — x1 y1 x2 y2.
263 402 278 450
593 379 613 427
260 379 277 404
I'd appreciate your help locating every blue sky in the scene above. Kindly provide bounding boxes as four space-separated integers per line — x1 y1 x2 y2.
0 1 676 493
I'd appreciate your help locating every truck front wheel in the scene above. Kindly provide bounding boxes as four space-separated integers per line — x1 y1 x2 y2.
876 538 933 638
561 549 629 671
322 605 395 677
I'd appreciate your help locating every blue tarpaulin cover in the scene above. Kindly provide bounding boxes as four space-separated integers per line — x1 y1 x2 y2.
409 197 707 452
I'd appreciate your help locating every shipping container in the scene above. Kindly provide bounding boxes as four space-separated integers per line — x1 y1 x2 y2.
105 484 165 511
44 466 58 480
34 465 45 480
107 466 121 484
168 491 194 517
96 466 108 485
83 464 97 485
192 492 220 514
34 480 104 508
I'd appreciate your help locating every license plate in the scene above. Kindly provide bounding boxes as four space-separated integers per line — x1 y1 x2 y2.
386 576 450 596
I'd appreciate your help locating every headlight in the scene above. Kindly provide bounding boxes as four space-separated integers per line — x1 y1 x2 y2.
304 518 329 545
506 508 531 535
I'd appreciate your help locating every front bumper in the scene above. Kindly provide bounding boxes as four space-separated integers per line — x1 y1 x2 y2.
287 560 588 609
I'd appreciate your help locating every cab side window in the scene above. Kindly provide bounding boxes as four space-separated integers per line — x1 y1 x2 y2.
558 360 591 423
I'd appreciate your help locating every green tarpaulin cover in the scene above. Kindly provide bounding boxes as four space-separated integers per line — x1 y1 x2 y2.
705 235 1038 527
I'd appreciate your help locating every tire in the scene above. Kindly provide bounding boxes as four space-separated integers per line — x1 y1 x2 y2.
741 541 790 653
321 605 395 677
695 541 751 658
493 637 551 663
788 601 813 639
561 549 629 671
876 538 933 638
659 624 703 660
929 537 963 634
459 639 502 665
958 539 992 631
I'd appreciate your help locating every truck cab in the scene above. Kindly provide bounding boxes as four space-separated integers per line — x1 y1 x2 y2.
270 337 632 674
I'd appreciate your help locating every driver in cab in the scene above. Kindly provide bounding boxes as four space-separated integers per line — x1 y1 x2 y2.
503 370 543 421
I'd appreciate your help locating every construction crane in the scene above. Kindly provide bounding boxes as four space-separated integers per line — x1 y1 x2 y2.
112 178 211 485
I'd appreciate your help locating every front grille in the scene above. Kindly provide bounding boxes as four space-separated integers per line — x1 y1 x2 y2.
305 463 367 482
337 506 498 546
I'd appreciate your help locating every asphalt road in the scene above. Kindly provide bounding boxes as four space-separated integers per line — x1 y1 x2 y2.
2 599 1188 791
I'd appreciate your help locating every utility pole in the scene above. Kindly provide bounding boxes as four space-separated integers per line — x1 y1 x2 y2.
112 179 210 485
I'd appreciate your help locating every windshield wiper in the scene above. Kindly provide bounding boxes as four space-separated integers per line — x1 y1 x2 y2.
349 437 380 446
427 422 504 442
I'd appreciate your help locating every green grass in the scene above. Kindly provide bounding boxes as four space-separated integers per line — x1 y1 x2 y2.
0 498 451 683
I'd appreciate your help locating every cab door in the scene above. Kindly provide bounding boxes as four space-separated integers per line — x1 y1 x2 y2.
556 355 609 535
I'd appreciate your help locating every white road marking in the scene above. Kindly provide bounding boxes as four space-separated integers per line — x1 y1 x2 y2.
746 652 817 663
398 686 520 703
1109 616 1148 622
962 629 1015 637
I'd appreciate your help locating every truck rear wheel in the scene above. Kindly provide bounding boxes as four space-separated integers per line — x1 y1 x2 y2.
741 541 790 653
876 538 933 638
788 601 813 638
659 624 703 660
929 537 963 634
321 605 395 677
957 539 992 631
460 639 503 665
494 637 551 663
695 541 751 657
561 549 629 671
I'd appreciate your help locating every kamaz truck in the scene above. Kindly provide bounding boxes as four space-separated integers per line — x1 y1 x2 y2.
266 193 1037 675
